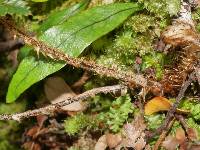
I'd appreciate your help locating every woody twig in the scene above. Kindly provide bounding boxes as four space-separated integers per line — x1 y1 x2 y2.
0 85 126 121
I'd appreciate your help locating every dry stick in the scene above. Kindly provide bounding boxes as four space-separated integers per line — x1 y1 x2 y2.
175 114 197 141
72 71 90 89
0 18 156 90
147 71 196 140
163 71 195 126
153 118 175 150
0 85 125 121
175 114 188 131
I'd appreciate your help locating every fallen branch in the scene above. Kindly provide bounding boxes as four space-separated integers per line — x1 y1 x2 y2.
0 85 126 121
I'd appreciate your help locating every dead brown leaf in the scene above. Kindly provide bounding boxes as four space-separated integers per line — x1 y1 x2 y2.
44 76 85 112
162 135 179 150
162 128 188 150
72 134 96 150
189 144 200 150
94 135 107 150
145 97 172 115
145 97 189 115
106 133 122 149
36 115 48 127
176 128 186 144
26 126 40 138
118 115 147 150
187 128 198 141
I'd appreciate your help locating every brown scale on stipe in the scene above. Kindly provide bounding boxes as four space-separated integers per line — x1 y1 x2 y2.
160 20 200 94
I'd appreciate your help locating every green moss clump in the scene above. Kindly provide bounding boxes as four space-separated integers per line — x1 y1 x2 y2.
114 31 154 56
192 8 200 32
64 95 134 134
141 52 164 79
125 14 155 33
191 104 200 121
138 0 181 17
64 113 91 136
94 11 170 75
95 30 136 70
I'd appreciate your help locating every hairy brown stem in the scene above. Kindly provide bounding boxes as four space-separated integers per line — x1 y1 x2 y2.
0 85 126 121
175 114 188 130
0 18 161 92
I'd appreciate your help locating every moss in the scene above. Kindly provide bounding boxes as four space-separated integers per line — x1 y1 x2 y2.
125 14 155 33
64 113 91 136
192 8 200 32
93 3 171 74
138 0 181 17
64 112 99 136
141 52 165 79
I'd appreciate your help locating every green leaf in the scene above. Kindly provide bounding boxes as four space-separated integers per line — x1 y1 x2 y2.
7 3 142 103
0 0 30 16
31 0 48 2
38 0 90 33
17 45 33 61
